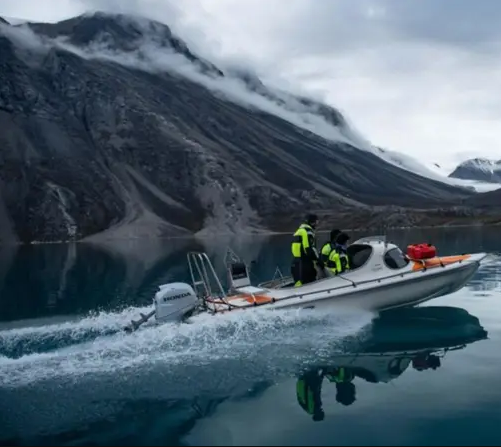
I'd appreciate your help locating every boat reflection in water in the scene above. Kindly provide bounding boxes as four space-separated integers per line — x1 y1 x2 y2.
295 305 488 421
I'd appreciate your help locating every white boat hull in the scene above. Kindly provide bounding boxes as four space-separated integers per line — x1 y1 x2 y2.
269 257 482 313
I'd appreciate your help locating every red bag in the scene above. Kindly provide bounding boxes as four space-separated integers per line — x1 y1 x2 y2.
407 243 437 260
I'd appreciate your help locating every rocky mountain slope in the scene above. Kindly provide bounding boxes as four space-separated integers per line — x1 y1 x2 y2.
0 13 477 243
449 158 501 184
465 187 501 207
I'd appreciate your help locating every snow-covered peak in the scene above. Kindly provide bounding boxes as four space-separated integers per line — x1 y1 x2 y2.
373 148 501 192
456 158 499 173
448 157 501 185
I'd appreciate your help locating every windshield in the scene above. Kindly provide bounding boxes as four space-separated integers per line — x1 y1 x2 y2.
384 248 410 269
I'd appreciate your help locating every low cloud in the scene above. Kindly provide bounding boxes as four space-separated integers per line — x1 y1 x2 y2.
0 22 50 52
1 14 371 152
285 40 501 171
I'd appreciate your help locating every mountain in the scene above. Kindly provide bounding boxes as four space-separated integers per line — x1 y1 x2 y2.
449 158 501 184
0 12 477 244
465 187 501 207
0 17 9 25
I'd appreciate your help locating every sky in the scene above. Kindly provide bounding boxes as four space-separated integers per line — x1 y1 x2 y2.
1 0 501 171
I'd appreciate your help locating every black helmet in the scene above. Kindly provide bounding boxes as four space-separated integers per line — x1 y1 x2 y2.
312 409 325 421
335 382 356 406
336 232 350 245
330 229 341 241
305 213 319 225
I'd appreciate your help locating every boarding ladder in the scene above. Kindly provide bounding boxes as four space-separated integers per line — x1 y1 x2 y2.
187 251 229 311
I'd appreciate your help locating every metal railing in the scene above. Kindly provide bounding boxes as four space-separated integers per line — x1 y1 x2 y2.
258 266 291 289
187 252 227 309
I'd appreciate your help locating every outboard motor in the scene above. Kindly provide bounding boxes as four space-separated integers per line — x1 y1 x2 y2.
154 282 198 323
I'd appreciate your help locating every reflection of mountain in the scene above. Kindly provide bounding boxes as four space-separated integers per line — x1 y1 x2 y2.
0 244 16 291
1 380 272 446
0 235 273 323
295 305 487 421
6 397 223 446
0 240 184 322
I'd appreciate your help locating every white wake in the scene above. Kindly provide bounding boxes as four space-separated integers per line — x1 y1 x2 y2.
0 305 374 388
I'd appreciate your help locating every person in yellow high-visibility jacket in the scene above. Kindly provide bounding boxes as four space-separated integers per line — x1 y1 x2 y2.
326 232 350 274
291 214 323 287
320 228 341 264
296 366 356 421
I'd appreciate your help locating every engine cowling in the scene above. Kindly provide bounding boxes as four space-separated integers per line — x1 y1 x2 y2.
154 282 198 323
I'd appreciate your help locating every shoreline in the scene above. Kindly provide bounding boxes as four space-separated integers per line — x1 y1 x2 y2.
1 220 500 247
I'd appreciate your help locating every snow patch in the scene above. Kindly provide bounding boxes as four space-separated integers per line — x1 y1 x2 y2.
456 157 500 174
375 148 501 193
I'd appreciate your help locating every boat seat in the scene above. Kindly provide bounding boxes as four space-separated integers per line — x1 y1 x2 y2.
229 262 251 288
